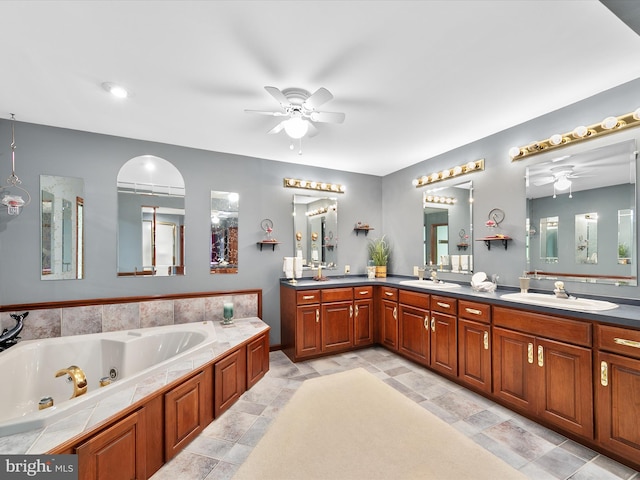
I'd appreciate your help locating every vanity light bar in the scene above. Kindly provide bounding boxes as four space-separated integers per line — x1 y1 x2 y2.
509 108 640 161
305 204 337 217
423 195 457 205
412 159 484 188
283 178 346 193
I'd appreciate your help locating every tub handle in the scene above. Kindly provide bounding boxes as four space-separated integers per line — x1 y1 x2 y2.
55 365 88 398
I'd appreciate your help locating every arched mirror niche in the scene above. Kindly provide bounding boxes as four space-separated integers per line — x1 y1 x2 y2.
40 175 84 280
423 181 473 274
117 155 186 277
293 195 338 269
211 190 239 274
526 139 637 286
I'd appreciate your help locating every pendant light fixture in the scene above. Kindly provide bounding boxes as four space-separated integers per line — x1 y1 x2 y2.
1 114 31 215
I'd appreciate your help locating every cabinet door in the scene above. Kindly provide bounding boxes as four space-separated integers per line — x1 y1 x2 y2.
354 298 374 346
493 327 537 412
398 304 429 366
247 334 269 389
537 337 593 438
165 371 206 460
596 351 640 460
381 299 398 350
77 409 146 480
430 311 457 377
214 347 247 418
321 300 354 353
458 318 491 393
295 304 321 358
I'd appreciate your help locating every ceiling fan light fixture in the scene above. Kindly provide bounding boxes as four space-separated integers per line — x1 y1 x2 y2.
555 175 572 191
283 116 309 139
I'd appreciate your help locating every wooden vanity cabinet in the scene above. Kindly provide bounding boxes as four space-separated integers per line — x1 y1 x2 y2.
430 295 458 377
247 333 270 389
321 287 355 353
378 286 399 350
492 306 593 439
457 300 491 393
353 286 374 346
595 324 640 463
77 408 147 480
398 290 430 366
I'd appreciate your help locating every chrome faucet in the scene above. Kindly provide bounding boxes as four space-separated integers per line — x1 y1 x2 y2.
55 365 88 398
0 312 28 352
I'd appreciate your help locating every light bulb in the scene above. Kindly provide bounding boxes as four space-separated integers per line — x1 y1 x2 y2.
572 125 588 138
509 147 521 159
555 176 572 191
549 134 563 146
601 116 618 130
102 82 128 98
633 108 640 121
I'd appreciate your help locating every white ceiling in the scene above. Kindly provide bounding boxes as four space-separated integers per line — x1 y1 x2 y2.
2 1 640 177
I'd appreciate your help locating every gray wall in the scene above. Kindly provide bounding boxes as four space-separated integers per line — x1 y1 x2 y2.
1 76 640 345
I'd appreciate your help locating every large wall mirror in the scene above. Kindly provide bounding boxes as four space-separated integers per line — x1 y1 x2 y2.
423 180 473 274
211 190 239 274
117 155 186 277
293 195 338 269
40 175 84 280
526 139 637 286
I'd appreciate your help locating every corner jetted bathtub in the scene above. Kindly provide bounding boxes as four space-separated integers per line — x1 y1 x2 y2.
0 321 217 436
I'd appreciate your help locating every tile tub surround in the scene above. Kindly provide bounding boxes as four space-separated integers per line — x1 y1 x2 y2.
0 290 261 341
0 317 269 454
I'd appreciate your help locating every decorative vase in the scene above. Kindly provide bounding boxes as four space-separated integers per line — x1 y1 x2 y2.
375 265 387 278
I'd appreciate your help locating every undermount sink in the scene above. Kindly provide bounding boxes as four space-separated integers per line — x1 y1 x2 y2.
500 292 618 312
399 279 461 289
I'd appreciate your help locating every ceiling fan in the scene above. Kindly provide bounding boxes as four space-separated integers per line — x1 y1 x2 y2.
532 165 585 187
245 86 346 140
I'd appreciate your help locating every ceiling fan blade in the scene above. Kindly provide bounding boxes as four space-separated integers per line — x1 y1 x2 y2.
267 121 286 135
245 109 287 116
307 122 319 138
264 86 290 106
303 87 333 110
533 177 554 187
310 111 345 124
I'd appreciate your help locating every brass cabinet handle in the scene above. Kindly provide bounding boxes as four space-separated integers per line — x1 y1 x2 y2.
431 317 435 332
303 295 316 300
437 302 451 309
393 306 397 320
483 331 489 350
358 290 369 295
385 291 394 297
350 305 353 318
614 337 640 349
465 307 482 315
527 343 534 364
355 305 359 317
537 345 544 367
316 309 319 323
424 316 429 329
601 361 608 386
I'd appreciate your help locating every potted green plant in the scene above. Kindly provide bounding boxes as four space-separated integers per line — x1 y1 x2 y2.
618 243 630 264
367 235 391 278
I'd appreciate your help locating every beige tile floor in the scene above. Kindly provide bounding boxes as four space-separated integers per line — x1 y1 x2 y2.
151 347 640 480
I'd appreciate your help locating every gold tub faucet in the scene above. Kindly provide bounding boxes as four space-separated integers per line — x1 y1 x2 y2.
55 365 88 398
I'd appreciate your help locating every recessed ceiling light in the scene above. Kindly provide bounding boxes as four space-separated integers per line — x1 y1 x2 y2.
102 82 129 98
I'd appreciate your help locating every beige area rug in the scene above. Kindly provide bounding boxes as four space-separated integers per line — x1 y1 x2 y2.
233 368 527 480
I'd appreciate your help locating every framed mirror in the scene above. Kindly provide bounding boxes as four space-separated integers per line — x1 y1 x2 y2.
526 139 637 285
117 155 185 277
210 191 239 274
293 195 338 269
423 180 473 274
40 175 85 280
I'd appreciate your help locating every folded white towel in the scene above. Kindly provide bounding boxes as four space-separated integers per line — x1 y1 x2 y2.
294 256 303 278
283 257 294 278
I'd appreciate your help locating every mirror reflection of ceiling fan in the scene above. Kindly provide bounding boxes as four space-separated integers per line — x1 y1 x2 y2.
245 86 346 144
533 165 595 198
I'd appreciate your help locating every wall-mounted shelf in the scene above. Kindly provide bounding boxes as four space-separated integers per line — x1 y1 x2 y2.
354 227 374 236
456 243 469 251
257 241 281 251
476 236 511 250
